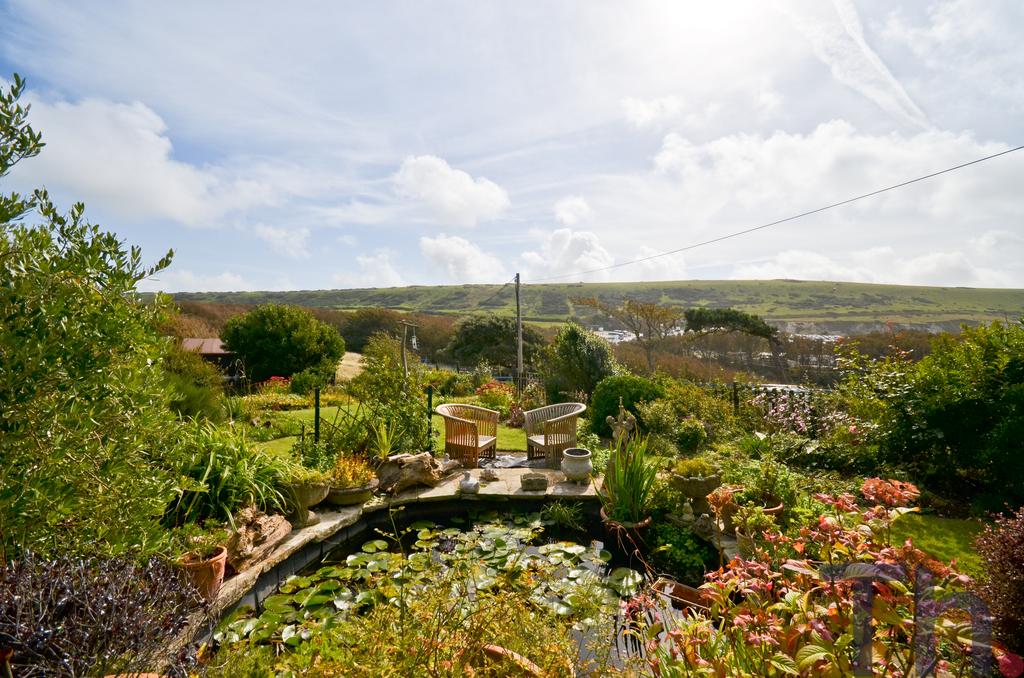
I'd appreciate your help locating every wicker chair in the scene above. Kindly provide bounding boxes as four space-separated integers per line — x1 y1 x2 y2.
436 403 499 468
524 402 587 468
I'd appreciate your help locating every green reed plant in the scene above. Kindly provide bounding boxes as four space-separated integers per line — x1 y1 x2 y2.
600 435 658 525
166 421 289 528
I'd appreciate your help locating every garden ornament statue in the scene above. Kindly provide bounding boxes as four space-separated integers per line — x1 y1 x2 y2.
606 398 636 449
459 470 480 494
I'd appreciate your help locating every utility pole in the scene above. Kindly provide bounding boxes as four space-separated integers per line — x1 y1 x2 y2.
515 272 523 398
399 320 419 381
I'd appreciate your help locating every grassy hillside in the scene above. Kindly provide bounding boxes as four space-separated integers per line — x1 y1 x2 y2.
172 279 1024 333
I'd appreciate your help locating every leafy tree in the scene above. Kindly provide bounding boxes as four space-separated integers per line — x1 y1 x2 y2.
682 307 778 343
589 374 665 438
342 333 430 453
444 315 545 372
221 303 345 382
575 297 682 372
338 307 403 353
542 322 618 402
1 75 180 558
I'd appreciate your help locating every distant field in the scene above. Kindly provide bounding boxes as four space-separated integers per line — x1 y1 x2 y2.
173 279 1024 333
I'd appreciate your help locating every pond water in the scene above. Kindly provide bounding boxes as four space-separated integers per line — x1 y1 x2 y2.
214 506 647 668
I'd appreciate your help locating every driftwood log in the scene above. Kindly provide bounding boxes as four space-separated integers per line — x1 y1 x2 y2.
225 507 292 574
376 453 461 494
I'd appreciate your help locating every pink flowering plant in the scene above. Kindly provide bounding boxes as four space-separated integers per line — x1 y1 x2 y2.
642 478 1021 677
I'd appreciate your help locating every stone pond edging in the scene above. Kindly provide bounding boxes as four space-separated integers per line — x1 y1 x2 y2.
163 467 600 665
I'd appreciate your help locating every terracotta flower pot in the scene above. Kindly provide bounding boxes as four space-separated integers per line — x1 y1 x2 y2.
325 478 379 506
178 545 227 603
600 506 652 531
763 502 784 517
652 577 710 612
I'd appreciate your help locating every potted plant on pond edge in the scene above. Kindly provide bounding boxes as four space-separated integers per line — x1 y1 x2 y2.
175 525 229 603
325 455 379 506
598 435 658 532
280 466 331 528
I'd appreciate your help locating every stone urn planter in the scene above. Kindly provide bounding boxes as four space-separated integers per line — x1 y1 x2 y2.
178 545 227 603
671 472 721 515
284 481 330 528
325 478 379 506
560 447 593 483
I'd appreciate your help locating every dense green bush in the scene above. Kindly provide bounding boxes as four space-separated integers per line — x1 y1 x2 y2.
1 75 182 558
589 374 665 438
162 342 224 420
426 367 475 396
222 303 345 382
289 365 330 395
660 381 737 442
647 522 716 586
838 321 1024 508
542 321 618 403
166 422 289 527
975 506 1024 654
339 333 429 454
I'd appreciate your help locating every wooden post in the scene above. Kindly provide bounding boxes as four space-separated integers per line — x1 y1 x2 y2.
426 384 434 453
314 386 321 444
732 381 740 415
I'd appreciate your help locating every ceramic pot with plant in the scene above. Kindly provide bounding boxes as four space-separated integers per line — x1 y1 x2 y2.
561 447 593 483
325 455 378 506
599 436 657 534
738 454 797 523
176 527 229 603
670 456 721 515
281 466 331 528
732 505 777 558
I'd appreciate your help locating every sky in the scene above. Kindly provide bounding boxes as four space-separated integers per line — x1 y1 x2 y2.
1 0 1023 292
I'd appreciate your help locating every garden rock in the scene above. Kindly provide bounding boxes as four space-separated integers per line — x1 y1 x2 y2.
520 473 549 491
377 452 461 494
225 507 292 574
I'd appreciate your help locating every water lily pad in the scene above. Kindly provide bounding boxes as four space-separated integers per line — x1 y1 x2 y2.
362 539 389 553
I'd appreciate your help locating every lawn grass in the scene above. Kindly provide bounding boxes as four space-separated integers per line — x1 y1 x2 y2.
430 414 527 452
891 513 985 577
255 406 528 453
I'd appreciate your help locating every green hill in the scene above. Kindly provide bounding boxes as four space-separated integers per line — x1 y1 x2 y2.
172 279 1024 333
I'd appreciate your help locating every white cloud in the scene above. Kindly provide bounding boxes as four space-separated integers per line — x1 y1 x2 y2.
553 195 593 226
336 234 358 246
137 268 254 293
419 234 506 283
333 249 406 288
254 224 310 259
621 96 684 129
8 92 274 226
777 0 930 129
520 228 614 282
394 155 510 228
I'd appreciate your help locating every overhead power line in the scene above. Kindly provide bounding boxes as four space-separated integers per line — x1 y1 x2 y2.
527 144 1024 283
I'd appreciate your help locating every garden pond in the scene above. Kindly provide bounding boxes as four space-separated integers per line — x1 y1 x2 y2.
212 507 647 668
